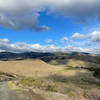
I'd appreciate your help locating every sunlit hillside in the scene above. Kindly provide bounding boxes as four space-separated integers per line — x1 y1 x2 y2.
0 59 63 77
0 58 100 100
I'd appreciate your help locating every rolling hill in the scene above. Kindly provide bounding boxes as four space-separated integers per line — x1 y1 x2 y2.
0 52 100 100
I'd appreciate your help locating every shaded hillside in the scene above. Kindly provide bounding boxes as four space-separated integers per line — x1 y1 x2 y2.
0 52 100 65
41 52 100 64
0 52 54 60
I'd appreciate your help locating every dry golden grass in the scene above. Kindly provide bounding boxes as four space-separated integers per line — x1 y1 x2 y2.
0 59 63 77
0 59 100 100
0 59 99 87
33 88 74 100
66 59 100 68
49 59 100 68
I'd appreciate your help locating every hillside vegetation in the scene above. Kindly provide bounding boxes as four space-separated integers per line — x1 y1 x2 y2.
0 52 100 100
0 59 62 77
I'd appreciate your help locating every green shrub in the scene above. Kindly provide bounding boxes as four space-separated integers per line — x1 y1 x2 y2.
46 84 57 92
19 77 35 86
88 68 100 79
93 69 100 79
18 77 58 92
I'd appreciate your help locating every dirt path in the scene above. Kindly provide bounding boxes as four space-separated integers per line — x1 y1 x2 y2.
0 82 21 100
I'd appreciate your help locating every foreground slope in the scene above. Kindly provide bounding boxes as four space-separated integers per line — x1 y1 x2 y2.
0 52 100 100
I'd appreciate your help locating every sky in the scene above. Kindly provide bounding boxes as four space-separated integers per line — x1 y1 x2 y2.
0 0 100 53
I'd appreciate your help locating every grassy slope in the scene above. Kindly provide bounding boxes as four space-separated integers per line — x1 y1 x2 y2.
0 59 100 100
0 59 62 77
49 58 100 68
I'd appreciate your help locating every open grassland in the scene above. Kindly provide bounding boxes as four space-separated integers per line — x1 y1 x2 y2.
0 59 63 77
0 59 100 100
49 58 100 68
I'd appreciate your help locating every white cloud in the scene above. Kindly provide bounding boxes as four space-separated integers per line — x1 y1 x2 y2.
91 31 100 42
63 46 93 53
0 13 50 31
0 38 9 43
61 37 68 44
61 37 68 41
72 32 85 39
1 0 100 30
71 31 100 47
45 39 53 43
0 38 99 54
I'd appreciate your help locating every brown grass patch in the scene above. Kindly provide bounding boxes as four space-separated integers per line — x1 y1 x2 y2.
0 59 62 77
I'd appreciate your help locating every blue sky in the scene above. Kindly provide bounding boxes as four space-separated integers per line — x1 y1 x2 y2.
0 0 100 53
0 12 82 44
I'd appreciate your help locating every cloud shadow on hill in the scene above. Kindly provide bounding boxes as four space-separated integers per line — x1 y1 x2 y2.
45 70 100 89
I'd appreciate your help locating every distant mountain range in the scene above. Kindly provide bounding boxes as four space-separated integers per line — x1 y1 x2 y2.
0 52 54 60
0 52 99 64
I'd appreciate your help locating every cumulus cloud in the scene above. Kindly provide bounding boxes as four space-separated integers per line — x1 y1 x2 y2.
63 46 94 53
0 0 50 31
0 38 99 54
72 32 85 39
1 0 100 30
91 31 100 42
0 13 50 31
47 0 100 22
72 31 100 42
